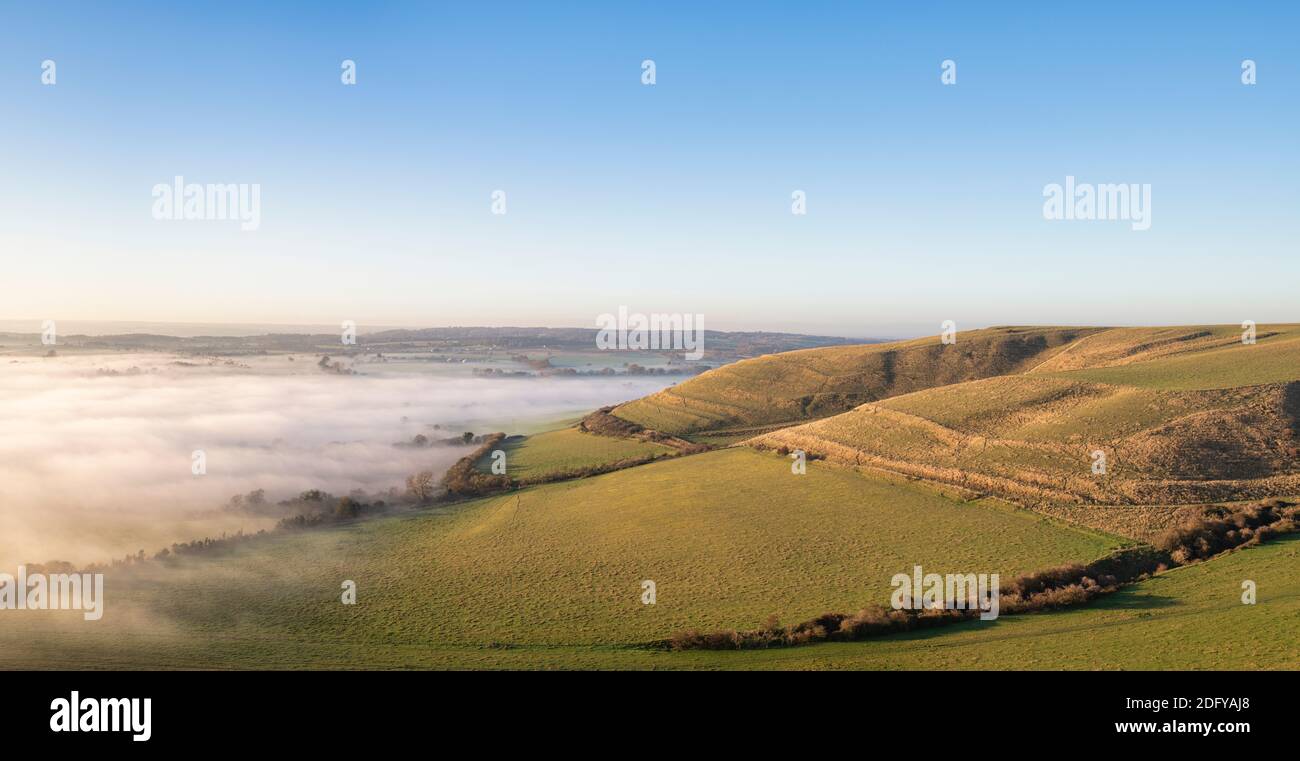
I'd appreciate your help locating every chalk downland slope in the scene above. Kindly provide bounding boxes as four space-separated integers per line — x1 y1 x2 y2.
1025 323 1299 377
1044 324 1300 390
750 327 1300 511
613 327 1104 437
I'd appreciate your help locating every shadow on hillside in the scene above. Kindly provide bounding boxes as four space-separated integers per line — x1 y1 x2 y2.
875 590 1183 646
1091 591 1180 611
1283 381 1300 439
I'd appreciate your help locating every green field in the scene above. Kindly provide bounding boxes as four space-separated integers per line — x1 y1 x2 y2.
0 448 1122 669
485 427 672 479
683 532 1300 670
5 506 1288 671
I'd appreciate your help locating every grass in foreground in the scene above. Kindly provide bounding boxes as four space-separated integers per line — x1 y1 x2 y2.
697 532 1300 670
0 448 1121 668
7 530 1290 670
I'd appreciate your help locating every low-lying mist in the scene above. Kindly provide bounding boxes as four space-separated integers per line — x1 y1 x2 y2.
0 353 673 566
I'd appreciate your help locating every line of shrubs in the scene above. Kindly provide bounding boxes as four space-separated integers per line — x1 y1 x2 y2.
666 546 1160 651
771 444 825 461
514 452 673 487
440 433 512 497
434 418 715 501
1153 498 1298 564
437 434 682 499
31 528 281 577
668 500 1296 651
578 407 647 437
579 407 710 453
668 607 975 651
31 493 408 574
996 548 1165 615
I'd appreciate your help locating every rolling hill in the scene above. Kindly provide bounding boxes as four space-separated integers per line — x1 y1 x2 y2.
746 326 1300 513
4 323 1296 671
612 327 1103 439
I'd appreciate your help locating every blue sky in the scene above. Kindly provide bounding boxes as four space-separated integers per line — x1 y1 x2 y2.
1 1 1296 337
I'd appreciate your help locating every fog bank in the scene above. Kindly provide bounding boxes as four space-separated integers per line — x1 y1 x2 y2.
0 354 673 565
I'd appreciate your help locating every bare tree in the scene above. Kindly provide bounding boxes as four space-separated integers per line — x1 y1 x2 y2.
406 469 436 502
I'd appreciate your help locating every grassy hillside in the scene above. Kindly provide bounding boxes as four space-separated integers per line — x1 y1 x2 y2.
750 330 1300 507
483 427 673 480
5 500 1289 671
691 532 1300 670
1026 323 1300 377
0 448 1121 669
1047 327 1300 390
613 327 1101 437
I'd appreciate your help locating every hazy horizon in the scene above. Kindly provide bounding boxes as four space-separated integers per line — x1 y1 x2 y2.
3 317 1296 343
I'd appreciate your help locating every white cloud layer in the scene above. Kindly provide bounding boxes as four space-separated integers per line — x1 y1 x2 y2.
0 354 672 566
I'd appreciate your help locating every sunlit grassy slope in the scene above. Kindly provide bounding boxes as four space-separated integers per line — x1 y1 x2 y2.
484 427 672 479
1026 323 1300 375
1046 328 1300 390
750 326 1300 509
616 324 1300 439
613 327 1101 436
5 502 1289 671
0 448 1121 669
709 532 1300 671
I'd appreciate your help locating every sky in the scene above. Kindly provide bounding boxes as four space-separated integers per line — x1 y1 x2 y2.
1 1 1297 338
